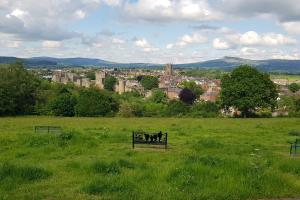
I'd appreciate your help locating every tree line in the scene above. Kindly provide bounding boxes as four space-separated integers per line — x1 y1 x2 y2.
1 62 300 118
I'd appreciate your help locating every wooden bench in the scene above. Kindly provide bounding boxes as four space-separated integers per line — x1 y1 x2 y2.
132 131 168 149
290 139 300 156
34 126 62 134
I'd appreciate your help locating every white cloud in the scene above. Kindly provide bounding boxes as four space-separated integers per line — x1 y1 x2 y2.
170 33 208 48
281 21 300 35
240 47 261 57
124 0 221 22
42 40 61 48
135 38 159 52
166 43 174 49
8 8 28 19
212 38 231 50
239 31 297 46
272 53 300 60
239 31 261 45
112 38 125 44
75 10 86 19
0 0 121 41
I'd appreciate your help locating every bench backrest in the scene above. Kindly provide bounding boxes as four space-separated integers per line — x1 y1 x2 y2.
35 126 62 134
133 131 167 142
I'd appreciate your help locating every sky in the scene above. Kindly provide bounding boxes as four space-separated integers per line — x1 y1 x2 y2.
0 0 300 64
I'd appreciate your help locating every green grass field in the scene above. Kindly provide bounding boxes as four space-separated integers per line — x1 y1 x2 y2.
0 117 300 200
270 74 300 81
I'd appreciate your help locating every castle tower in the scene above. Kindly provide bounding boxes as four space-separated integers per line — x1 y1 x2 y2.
118 79 126 94
165 64 173 76
95 71 107 89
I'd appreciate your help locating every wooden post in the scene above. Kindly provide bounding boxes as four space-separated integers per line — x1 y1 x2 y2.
132 132 135 149
165 133 168 149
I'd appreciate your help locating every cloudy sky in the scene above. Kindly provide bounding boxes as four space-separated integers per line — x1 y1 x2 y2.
1 0 300 64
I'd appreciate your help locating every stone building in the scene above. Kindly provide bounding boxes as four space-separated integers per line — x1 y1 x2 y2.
165 88 182 99
95 71 107 89
52 71 76 84
117 79 126 94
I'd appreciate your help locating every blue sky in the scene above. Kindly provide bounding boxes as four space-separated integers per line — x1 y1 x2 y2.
0 0 300 63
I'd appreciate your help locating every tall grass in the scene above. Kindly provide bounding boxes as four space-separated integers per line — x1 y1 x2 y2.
0 117 300 199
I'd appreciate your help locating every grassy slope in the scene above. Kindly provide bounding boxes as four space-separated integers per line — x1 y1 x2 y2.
270 74 300 81
0 117 300 200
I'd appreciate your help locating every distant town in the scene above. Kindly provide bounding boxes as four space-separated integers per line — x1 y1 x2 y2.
47 64 299 101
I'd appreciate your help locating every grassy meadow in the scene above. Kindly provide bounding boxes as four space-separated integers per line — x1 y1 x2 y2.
0 117 300 200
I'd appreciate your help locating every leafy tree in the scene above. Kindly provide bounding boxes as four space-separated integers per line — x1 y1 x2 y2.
0 61 40 116
49 84 77 117
118 91 143 101
34 80 55 115
179 88 197 105
50 88 77 117
295 98 300 112
288 83 300 93
76 87 118 117
221 65 278 117
190 101 219 117
86 71 96 80
179 81 204 97
136 75 143 82
149 90 168 104
104 76 117 91
139 76 159 90
166 100 189 116
143 102 167 117
118 101 144 117
277 96 296 113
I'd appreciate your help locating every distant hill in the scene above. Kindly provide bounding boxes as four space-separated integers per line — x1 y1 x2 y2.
1 56 300 73
175 57 300 73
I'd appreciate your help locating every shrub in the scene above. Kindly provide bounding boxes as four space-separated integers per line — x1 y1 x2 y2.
190 101 219 117
118 101 145 117
143 102 166 117
179 88 197 105
166 100 189 117
50 93 77 117
288 130 300 136
76 88 119 117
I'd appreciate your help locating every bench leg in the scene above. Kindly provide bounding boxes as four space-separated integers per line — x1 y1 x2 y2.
132 132 134 149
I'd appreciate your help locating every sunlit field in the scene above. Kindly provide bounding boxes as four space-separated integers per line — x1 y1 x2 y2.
0 117 300 200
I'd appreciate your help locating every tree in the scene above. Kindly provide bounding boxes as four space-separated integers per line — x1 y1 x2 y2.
50 88 77 117
75 87 118 116
149 90 168 104
144 102 166 117
179 81 204 97
139 76 159 90
179 88 197 105
190 101 219 117
86 71 96 80
104 76 117 91
288 83 300 93
295 98 300 112
0 61 40 116
221 65 278 117
166 100 189 116
118 101 145 117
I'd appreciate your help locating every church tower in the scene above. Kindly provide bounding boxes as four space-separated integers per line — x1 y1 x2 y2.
165 64 173 76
